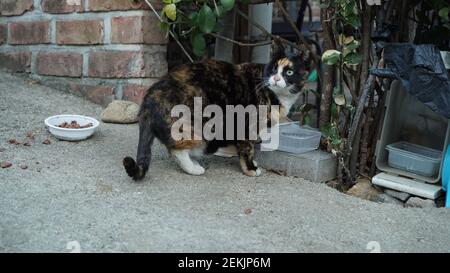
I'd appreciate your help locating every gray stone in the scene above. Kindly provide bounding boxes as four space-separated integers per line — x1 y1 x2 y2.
376 193 404 206
254 149 336 183
101 100 139 124
384 189 411 202
346 178 383 201
405 197 437 208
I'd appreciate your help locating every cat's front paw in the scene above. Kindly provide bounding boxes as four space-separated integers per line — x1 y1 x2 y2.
182 161 205 176
243 168 262 177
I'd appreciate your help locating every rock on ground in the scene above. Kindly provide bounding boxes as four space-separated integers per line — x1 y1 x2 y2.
376 193 404 206
101 100 139 124
405 197 437 208
384 189 411 202
346 178 382 201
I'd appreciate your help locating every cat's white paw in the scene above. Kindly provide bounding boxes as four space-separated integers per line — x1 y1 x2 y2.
183 163 205 176
244 168 262 177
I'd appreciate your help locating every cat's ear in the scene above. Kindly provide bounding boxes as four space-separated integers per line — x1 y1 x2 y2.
272 38 285 59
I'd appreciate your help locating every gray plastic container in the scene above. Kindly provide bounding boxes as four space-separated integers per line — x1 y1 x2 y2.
261 123 322 154
375 81 450 183
386 141 442 177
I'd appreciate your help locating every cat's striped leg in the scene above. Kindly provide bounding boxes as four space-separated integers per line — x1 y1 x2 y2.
171 149 205 175
236 141 261 177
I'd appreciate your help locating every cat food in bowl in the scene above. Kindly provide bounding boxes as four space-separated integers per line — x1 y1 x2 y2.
44 115 99 141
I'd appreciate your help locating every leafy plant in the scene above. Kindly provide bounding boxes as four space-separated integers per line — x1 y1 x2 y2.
158 0 239 57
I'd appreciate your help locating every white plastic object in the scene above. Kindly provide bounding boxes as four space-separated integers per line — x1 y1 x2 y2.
44 114 99 141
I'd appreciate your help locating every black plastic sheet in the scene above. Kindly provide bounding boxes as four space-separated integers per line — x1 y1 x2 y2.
371 43 450 118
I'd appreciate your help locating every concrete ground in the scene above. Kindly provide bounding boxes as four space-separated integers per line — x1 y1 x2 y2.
0 71 449 253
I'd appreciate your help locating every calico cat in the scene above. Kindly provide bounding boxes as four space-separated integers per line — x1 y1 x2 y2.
123 42 310 180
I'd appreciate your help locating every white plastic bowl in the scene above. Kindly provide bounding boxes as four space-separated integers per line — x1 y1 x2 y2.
44 114 100 141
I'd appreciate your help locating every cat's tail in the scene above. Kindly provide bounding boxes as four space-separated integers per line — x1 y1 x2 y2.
123 116 155 181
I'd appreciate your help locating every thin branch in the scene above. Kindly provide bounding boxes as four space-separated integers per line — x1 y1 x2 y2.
236 9 298 47
274 0 309 49
143 0 194 63
208 33 272 47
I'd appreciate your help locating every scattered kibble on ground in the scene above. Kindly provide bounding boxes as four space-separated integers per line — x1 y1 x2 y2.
1 161 12 168
19 164 28 170
8 139 19 145
244 208 252 215
42 139 51 145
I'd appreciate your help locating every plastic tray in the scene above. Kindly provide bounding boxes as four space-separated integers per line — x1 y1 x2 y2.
261 123 322 154
386 141 442 177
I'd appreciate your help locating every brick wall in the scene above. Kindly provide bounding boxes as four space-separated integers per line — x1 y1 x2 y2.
0 0 167 105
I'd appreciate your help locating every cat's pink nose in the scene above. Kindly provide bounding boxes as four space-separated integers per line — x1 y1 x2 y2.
274 75 281 82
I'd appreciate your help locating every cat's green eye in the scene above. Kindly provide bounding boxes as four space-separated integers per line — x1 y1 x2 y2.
286 70 294 76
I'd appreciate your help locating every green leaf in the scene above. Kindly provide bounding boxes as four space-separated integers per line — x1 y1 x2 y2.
439 7 449 18
334 94 346 106
439 7 449 21
163 4 177 21
198 4 216 33
214 5 226 18
158 21 170 37
344 13 359 28
331 103 338 119
331 138 342 146
345 40 360 51
192 33 206 56
189 11 199 26
344 52 362 65
221 0 235 11
303 115 312 126
163 0 172 4
321 123 332 138
172 0 182 3
343 36 354 45
322 50 342 65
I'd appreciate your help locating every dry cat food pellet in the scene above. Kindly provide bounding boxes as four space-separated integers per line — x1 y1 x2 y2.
8 139 19 145
1 161 12 168
42 139 51 145
57 120 93 129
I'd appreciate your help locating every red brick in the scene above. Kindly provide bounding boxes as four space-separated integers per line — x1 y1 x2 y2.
0 51 31 72
0 0 33 16
123 84 150 104
88 50 165 78
69 83 115 106
0 24 6 44
88 0 161 11
41 0 84 14
111 16 167 45
36 52 83 77
56 20 103 45
9 21 50 45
